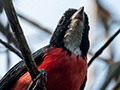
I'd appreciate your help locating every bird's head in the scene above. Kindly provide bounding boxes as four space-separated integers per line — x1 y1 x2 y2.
50 7 90 58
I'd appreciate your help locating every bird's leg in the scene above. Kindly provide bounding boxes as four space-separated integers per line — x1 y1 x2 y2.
27 69 47 90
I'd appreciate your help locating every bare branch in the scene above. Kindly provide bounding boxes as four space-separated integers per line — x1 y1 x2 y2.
18 14 52 35
100 62 120 90
0 23 19 49
112 77 120 90
95 0 111 37
0 0 3 13
0 39 22 58
6 49 10 69
2 0 46 89
88 52 113 64
88 29 120 67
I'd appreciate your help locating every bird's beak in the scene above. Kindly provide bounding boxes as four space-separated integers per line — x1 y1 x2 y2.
71 6 84 21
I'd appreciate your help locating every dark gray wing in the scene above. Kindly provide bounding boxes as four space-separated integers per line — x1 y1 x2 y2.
80 76 87 90
0 45 49 90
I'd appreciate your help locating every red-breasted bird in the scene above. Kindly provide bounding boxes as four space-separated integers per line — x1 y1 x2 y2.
0 6 90 90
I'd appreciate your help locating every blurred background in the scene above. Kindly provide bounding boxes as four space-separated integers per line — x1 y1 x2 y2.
0 0 120 90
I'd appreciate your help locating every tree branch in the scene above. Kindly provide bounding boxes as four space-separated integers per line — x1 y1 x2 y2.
6 49 10 69
2 0 46 89
88 29 120 67
100 62 120 90
18 14 52 35
0 39 22 58
112 77 120 90
0 23 19 49
88 52 113 64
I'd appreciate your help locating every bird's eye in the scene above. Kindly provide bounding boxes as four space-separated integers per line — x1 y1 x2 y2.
58 16 65 25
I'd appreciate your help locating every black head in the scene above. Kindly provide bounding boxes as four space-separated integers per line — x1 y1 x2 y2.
50 7 90 57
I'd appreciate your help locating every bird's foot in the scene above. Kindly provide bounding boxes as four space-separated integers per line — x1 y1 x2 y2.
33 69 47 83
27 69 47 90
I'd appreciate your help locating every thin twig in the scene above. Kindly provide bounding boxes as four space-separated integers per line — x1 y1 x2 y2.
2 0 46 89
18 14 52 35
0 39 22 58
100 62 120 90
95 0 113 38
112 77 120 90
88 52 113 64
0 0 3 13
0 23 19 49
88 29 120 67
6 49 10 69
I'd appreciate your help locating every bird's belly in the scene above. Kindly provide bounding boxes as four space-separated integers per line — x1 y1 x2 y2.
11 49 87 90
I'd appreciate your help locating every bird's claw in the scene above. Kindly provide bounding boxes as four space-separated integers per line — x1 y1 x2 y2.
27 69 47 90
33 69 47 83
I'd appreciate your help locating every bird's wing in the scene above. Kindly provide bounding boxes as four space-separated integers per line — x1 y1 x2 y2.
79 76 87 90
0 45 49 90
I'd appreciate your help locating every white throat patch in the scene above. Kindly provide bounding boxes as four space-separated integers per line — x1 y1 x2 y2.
63 19 84 55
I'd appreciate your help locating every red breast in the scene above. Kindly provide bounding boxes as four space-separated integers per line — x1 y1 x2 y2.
11 47 87 90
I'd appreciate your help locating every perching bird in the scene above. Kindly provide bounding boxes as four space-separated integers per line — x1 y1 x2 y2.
0 6 90 90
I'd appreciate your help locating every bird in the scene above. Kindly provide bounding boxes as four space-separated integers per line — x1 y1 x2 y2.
0 6 90 90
